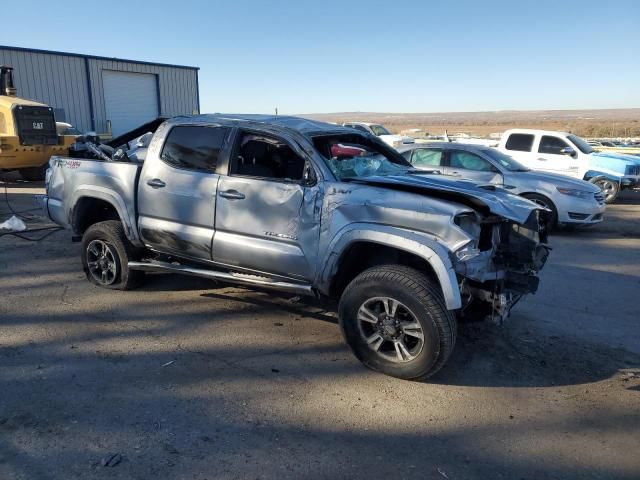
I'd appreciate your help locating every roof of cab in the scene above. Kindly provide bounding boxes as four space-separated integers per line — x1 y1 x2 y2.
170 114 356 137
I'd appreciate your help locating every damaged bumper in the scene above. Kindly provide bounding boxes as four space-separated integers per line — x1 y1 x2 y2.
453 210 550 322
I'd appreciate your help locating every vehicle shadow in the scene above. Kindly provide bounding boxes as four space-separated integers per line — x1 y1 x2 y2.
190 287 636 389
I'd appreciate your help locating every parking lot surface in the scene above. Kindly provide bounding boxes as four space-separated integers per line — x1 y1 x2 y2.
1 175 639 479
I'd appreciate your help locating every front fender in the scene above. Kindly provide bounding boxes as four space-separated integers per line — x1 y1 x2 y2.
583 170 622 183
318 224 462 310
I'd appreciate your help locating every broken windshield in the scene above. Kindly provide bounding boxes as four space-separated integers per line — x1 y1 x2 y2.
312 134 411 180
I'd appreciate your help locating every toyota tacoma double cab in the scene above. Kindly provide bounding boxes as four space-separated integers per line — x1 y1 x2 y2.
40 114 550 380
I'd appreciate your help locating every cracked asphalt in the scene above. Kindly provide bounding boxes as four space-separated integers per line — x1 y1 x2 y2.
1 173 639 479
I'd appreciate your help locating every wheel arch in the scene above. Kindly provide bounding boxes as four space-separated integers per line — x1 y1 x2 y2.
69 188 139 243
319 226 461 310
583 170 622 183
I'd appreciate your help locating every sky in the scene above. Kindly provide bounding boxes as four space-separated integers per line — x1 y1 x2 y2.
2 0 639 114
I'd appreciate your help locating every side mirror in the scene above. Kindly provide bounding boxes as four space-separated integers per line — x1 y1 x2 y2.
302 162 317 186
560 146 576 157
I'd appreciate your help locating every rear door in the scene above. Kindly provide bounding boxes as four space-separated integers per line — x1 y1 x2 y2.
444 149 503 184
212 130 321 281
535 135 581 178
137 124 232 260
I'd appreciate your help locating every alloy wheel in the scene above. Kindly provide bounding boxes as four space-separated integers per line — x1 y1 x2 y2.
356 297 424 363
86 240 118 285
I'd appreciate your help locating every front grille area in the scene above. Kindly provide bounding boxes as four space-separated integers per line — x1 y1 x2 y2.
594 192 605 204
626 165 640 176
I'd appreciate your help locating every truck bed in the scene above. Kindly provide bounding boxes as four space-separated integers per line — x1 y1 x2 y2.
45 156 142 240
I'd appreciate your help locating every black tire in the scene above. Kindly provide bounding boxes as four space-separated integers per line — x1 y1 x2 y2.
338 265 457 380
81 220 144 290
521 193 558 232
589 176 619 204
18 164 47 181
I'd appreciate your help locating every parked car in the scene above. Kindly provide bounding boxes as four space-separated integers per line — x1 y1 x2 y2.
40 114 549 381
497 129 640 203
398 143 605 230
343 122 415 147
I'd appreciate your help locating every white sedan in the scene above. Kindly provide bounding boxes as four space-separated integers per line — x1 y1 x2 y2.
397 142 605 229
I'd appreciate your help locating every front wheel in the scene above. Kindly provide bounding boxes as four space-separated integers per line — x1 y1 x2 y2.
521 193 558 232
338 265 457 380
590 176 619 204
81 220 144 290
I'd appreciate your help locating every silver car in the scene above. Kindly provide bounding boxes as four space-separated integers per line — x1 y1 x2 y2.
398 142 605 228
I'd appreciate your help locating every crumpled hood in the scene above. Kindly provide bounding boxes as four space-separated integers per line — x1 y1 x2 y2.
347 173 541 224
518 170 601 192
593 151 640 166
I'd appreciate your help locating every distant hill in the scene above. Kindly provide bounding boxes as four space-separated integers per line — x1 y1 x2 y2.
301 108 640 137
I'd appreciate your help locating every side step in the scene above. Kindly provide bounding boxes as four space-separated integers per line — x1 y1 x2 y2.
128 261 314 296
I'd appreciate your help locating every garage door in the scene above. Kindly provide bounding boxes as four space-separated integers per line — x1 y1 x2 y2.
102 70 159 136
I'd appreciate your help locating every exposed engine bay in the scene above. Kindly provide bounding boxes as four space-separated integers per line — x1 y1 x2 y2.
454 210 550 323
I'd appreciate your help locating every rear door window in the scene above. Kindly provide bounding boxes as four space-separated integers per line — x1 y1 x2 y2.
411 149 444 167
505 133 534 152
538 135 570 155
160 125 231 173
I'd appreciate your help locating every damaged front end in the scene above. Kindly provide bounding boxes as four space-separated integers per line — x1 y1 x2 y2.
453 209 550 323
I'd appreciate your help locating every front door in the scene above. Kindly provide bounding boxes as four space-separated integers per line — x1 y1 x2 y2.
138 124 232 260
444 149 503 184
534 135 581 178
212 131 321 281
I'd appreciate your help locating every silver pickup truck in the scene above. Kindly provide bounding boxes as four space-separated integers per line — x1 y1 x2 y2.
41 114 549 380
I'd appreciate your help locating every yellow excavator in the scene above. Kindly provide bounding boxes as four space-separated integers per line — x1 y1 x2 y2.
0 65 77 180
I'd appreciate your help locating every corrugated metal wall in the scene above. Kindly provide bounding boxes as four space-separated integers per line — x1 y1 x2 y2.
0 48 92 131
0 46 199 134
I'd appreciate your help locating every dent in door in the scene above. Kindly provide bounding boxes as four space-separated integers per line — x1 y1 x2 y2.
214 179 321 280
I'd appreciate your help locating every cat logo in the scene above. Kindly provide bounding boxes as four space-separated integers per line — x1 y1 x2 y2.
32 122 44 130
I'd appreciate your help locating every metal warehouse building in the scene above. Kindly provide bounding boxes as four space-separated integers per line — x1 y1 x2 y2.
0 45 199 136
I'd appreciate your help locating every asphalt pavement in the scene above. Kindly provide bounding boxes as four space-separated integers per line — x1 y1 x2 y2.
1 174 639 480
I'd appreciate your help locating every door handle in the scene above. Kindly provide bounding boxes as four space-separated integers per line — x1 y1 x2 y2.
537 158 548 162
219 189 245 200
146 178 166 188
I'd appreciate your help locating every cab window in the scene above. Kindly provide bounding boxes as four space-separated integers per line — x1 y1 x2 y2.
230 132 306 181
538 135 570 155
450 151 495 172
160 125 231 173
505 133 534 152
411 149 443 167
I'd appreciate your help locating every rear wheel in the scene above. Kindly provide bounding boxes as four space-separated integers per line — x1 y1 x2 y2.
590 176 619 204
18 164 47 181
521 193 558 232
81 220 144 290
338 265 456 380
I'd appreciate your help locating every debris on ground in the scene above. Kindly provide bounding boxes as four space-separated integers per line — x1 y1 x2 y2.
0 215 27 231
